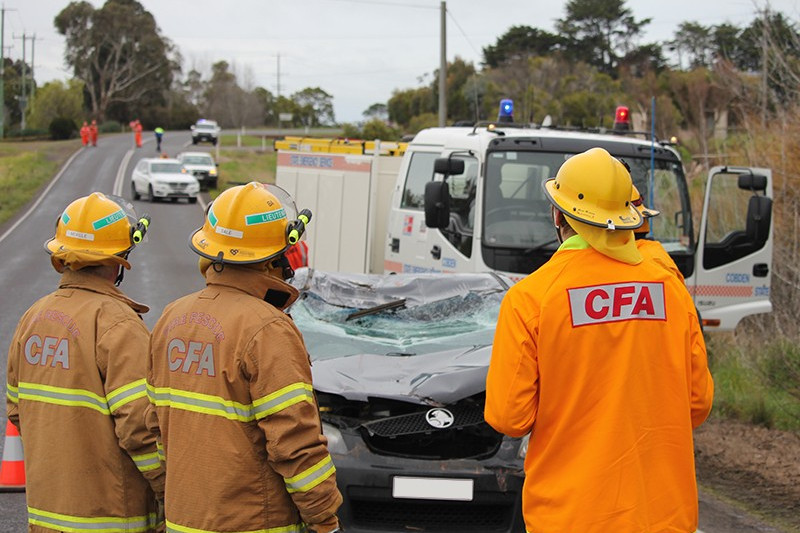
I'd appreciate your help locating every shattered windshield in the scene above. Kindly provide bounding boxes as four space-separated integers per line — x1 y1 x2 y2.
290 271 506 359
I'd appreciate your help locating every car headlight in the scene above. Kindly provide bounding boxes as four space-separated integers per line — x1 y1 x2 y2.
321 422 347 454
209 168 217 176
518 433 530 459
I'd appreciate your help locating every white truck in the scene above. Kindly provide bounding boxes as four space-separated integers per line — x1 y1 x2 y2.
276 110 773 332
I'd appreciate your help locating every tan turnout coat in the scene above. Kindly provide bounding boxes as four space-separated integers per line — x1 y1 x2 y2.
146 266 342 533
6 269 165 533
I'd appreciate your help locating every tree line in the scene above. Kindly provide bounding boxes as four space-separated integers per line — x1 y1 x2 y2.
6 0 800 149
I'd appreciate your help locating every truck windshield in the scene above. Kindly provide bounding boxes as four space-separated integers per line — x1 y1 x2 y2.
482 150 693 255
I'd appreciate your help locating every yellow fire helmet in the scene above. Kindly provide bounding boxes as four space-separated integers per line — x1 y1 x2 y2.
190 182 307 265
631 184 660 234
543 147 643 230
45 192 150 272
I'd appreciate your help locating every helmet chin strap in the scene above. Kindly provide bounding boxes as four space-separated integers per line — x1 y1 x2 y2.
270 255 295 281
114 264 125 286
114 252 131 286
552 207 564 244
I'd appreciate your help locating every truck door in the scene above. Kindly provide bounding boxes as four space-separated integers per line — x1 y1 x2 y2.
692 166 773 330
386 151 442 273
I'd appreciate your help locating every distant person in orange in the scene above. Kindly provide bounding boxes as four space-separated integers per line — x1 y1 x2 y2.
80 121 90 147
89 120 99 147
285 240 309 270
130 119 143 148
485 147 713 533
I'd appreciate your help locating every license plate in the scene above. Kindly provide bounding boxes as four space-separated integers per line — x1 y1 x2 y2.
392 476 473 501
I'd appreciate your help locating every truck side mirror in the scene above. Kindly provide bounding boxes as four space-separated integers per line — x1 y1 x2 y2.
425 181 451 229
434 157 465 176
738 173 767 192
745 195 772 248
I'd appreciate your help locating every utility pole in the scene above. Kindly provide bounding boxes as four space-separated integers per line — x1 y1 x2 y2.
0 5 14 139
14 32 26 131
277 53 281 100
438 1 447 127
30 33 41 98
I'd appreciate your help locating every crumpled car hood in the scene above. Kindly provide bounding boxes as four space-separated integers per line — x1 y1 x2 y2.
311 345 492 406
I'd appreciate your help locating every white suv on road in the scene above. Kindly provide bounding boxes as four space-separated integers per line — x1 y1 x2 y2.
131 158 200 203
177 151 219 190
190 119 220 145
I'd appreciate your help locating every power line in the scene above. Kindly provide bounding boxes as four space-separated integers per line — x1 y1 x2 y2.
446 8 482 58
322 0 436 10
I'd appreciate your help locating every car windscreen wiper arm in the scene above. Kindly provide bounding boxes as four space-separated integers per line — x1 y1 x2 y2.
522 238 559 254
345 298 407 321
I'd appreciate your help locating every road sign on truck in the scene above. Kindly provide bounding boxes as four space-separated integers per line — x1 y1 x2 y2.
276 108 773 332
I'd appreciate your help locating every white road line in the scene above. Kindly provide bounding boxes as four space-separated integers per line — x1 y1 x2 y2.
0 147 84 246
113 148 136 197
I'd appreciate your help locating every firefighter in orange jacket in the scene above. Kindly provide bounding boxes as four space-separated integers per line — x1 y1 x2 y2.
631 183 685 281
485 147 713 533
80 121 90 147
132 119 143 148
89 119 99 147
146 182 342 533
6 192 164 532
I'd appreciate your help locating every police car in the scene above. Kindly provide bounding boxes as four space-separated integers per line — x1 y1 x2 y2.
190 119 220 146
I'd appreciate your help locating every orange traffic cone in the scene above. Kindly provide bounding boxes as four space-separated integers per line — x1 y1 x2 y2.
0 420 25 492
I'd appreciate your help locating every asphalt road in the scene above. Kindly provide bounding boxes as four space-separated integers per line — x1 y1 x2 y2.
0 131 208 531
0 132 783 533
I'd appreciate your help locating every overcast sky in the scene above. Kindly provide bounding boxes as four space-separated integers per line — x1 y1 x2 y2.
9 0 800 122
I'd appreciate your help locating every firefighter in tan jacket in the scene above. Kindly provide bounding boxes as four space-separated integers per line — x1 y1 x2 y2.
146 182 342 533
6 192 165 532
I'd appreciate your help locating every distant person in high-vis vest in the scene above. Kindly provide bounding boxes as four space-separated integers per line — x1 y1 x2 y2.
6 192 164 532
146 182 342 533
154 127 164 153
485 147 713 533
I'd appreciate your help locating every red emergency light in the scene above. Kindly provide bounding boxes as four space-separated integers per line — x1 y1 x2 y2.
613 106 630 131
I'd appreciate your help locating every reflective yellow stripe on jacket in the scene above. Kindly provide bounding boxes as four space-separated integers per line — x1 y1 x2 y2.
6 382 18 404
15 380 148 415
130 451 161 473
28 506 159 533
166 519 307 533
146 382 314 422
106 379 148 412
284 455 336 493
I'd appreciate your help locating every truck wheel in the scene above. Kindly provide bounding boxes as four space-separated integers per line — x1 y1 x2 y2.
192 138 198 145
210 179 218 190
131 181 140 201
212 138 218 146
149 185 157 203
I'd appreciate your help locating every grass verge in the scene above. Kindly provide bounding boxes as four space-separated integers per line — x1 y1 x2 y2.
209 149 277 200
0 140 81 227
707 332 800 430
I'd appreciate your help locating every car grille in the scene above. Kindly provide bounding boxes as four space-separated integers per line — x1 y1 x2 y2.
192 171 209 179
168 182 187 189
359 403 502 459
348 487 516 532
363 404 484 437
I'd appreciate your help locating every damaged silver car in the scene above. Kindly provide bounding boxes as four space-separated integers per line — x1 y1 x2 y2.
290 270 527 533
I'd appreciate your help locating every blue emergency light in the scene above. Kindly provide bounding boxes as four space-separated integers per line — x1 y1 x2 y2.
498 99 514 123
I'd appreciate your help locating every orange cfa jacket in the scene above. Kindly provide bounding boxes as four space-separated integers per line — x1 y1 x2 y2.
485 235 713 533
6 269 165 533
146 266 341 533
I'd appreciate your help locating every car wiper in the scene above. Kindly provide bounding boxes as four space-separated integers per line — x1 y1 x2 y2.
521 238 559 254
345 298 407 321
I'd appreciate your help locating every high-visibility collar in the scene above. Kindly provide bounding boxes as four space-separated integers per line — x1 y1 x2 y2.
557 234 590 251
